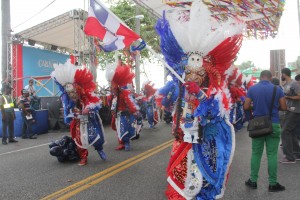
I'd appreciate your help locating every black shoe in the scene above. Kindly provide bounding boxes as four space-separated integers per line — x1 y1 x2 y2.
29 136 37 139
245 179 257 189
131 134 140 140
269 183 285 192
9 139 18 143
22 136 29 139
2 140 8 145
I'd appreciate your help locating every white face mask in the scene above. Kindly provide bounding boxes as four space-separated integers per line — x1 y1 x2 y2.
65 83 78 101
187 53 203 69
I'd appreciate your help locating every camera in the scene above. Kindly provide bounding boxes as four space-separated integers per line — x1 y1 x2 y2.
285 87 297 97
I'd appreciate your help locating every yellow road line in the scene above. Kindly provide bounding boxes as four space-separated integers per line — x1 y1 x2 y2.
41 140 173 200
57 142 173 199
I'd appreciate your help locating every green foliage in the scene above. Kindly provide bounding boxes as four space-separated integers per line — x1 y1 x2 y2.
236 61 255 71
96 0 160 70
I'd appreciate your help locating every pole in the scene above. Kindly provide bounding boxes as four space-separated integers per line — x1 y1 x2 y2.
135 7 141 93
298 0 300 38
1 0 11 82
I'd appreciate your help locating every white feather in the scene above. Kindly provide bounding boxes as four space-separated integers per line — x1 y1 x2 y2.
105 62 118 82
51 59 80 86
166 0 245 56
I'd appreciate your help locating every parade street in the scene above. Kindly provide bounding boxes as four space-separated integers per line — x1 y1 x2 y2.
0 122 299 200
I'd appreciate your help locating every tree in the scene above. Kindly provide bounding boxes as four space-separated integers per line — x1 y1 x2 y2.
236 61 255 71
96 0 160 69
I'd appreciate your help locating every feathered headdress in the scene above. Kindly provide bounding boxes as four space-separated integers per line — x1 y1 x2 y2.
156 0 245 87
142 81 157 98
51 59 100 108
105 62 135 88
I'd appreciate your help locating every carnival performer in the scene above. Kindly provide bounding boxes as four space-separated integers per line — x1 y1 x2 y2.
155 1 246 199
51 60 106 166
156 80 179 124
127 81 143 140
106 62 140 151
142 81 159 128
225 66 253 132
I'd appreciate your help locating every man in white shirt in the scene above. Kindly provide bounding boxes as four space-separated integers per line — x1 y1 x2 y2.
24 79 36 96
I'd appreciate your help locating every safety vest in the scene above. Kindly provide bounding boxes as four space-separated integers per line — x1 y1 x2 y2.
2 95 14 109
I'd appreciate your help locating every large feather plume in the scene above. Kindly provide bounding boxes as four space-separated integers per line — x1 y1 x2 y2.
51 59 80 86
109 64 135 87
105 62 118 82
155 14 186 81
51 59 100 108
166 0 245 56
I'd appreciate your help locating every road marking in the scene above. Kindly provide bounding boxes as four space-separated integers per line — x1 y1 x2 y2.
41 140 173 200
0 143 50 156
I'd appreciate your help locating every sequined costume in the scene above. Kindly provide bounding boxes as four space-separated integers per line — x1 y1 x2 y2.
155 1 246 199
225 66 253 132
142 81 159 128
51 60 106 166
156 80 179 124
106 63 140 151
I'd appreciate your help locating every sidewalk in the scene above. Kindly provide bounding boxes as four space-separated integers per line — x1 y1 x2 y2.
224 126 300 200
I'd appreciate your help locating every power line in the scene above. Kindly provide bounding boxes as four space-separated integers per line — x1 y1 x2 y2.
12 0 57 30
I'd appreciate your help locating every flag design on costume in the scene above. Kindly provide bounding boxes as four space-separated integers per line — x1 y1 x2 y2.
84 0 140 52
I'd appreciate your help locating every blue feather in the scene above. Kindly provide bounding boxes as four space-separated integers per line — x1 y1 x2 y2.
53 78 75 124
158 80 179 107
155 13 187 81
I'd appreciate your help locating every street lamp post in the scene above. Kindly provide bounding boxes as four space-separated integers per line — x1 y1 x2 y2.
135 50 141 93
298 0 300 38
134 10 142 93
123 13 144 93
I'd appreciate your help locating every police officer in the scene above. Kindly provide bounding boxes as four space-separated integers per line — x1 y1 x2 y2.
0 85 17 144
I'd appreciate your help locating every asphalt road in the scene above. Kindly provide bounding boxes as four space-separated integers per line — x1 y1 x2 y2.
0 122 299 200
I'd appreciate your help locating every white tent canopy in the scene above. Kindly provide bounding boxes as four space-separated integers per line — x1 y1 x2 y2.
16 9 89 53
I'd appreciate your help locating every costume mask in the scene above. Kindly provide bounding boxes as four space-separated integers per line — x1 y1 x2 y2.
65 83 78 101
187 52 203 68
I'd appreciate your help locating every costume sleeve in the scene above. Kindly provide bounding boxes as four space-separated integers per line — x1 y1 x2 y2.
122 90 140 113
61 93 75 124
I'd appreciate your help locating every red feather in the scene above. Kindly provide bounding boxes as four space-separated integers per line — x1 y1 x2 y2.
206 34 243 87
144 82 157 98
112 65 135 87
74 68 100 106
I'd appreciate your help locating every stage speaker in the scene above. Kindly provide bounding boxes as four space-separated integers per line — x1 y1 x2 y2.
51 45 58 51
28 39 36 46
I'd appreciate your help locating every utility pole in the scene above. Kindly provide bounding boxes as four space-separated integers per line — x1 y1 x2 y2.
135 6 141 93
1 0 11 82
298 0 300 38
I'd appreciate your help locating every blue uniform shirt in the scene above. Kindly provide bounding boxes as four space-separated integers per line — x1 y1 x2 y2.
246 80 284 123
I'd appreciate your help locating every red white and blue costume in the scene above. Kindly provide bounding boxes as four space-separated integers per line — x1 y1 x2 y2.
156 80 179 124
226 66 253 132
156 1 247 199
142 81 159 128
106 63 140 151
51 60 106 166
